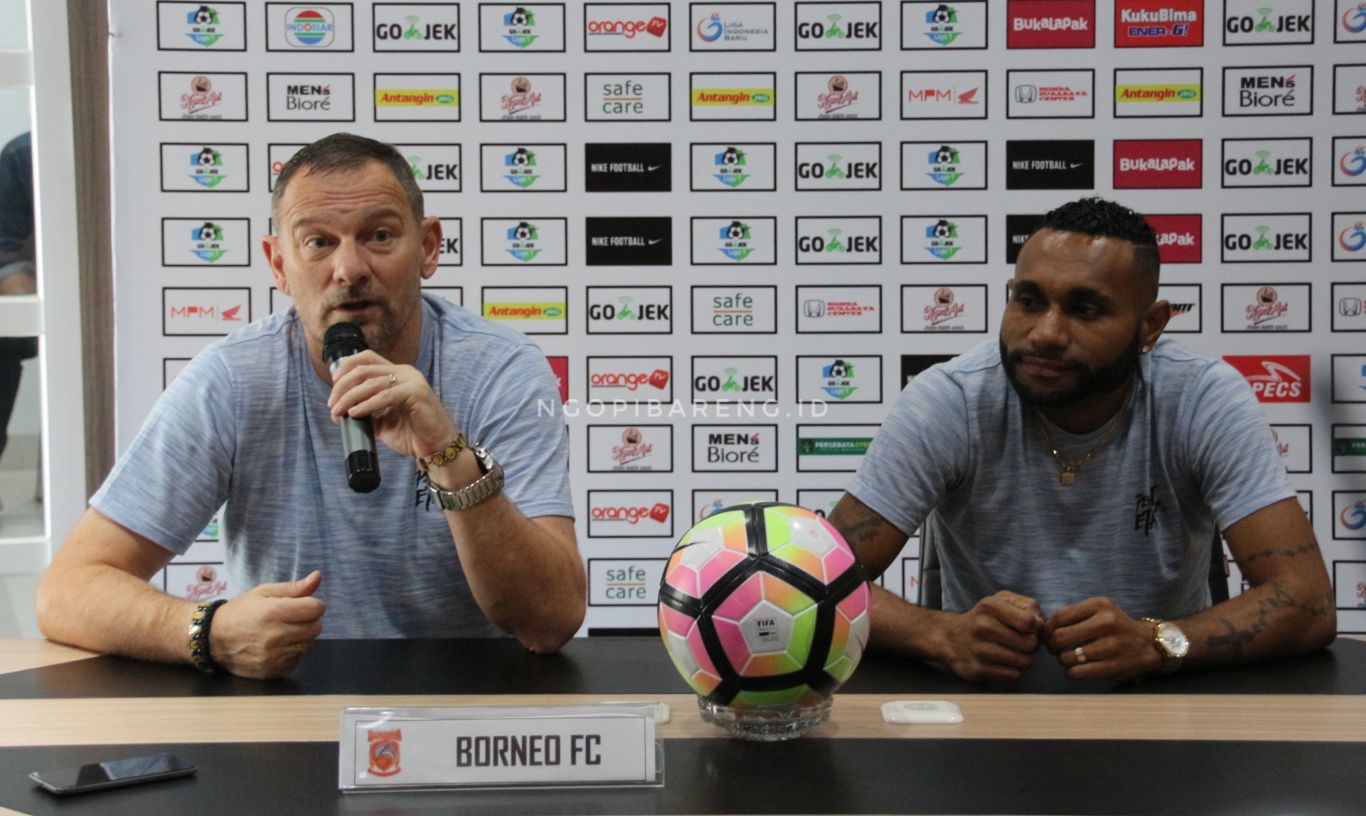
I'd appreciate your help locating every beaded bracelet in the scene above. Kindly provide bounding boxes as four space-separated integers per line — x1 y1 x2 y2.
417 433 468 471
188 598 227 674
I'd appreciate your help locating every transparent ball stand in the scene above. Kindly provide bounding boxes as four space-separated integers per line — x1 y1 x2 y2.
697 696 833 741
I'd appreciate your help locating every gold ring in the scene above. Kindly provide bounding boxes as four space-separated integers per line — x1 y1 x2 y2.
1074 645 1087 664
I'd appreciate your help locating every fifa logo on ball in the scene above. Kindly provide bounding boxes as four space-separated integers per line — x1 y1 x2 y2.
658 502 871 739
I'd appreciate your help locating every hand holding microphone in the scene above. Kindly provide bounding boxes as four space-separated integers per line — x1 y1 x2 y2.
324 323 470 485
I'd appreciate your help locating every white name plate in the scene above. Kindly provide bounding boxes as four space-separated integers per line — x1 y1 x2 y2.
339 705 661 792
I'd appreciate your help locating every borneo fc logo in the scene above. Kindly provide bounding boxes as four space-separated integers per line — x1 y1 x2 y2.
367 729 402 777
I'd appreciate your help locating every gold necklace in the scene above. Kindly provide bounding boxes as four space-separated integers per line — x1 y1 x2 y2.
1032 409 1127 486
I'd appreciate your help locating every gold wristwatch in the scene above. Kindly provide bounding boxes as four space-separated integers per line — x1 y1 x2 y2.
1142 617 1190 674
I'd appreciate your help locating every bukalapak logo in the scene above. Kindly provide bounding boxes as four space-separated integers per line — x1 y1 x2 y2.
1113 139 1202 189
585 217 672 266
1224 0 1314 45
1114 0 1203 46
1005 213 1044 263
1221 213 1312 262
1007 0 1097 48
1005 140 1094 189
795 217 882 264
1223 66 1313 116
584 143 671 192
1145 214 1203 263
1222 138 1312 187
1224 355 1311 402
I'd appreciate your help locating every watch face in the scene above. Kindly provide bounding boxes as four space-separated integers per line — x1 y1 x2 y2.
1157 623 1190 657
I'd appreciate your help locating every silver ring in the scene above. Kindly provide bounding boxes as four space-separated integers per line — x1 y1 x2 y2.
387 373 398 386
1074 645 1087 664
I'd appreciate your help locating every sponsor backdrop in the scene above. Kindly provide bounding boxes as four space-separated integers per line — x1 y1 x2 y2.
112 1 1366 633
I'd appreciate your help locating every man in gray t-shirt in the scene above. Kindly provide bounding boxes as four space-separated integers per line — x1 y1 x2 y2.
37 134 585 679
832 197 1334 684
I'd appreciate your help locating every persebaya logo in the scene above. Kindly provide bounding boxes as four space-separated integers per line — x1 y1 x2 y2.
191 221 226 262
506 221 541 262
713 146 750 188
924 4 962 46
185 5 224 47
503 147 540 188
719 220 755 261
821 359 858 400
927 145 964 187
189 146 226 188
924 219 960 259
502 7 539 48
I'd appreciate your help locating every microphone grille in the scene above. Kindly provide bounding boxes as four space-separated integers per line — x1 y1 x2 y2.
322 321 367 360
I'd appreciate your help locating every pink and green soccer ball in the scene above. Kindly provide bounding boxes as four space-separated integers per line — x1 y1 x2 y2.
657 502 871 709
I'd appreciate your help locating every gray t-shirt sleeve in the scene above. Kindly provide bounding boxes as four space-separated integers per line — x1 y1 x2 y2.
470 342 573 520
89 350 236 555
844 366 970 537
1182 359 1297 532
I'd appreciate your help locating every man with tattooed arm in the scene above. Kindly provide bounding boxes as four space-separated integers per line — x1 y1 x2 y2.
831 197 1335 683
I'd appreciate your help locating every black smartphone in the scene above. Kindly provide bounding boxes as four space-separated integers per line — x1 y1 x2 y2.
29 752 197 796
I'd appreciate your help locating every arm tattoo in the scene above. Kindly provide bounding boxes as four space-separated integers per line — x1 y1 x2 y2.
1235 539 1320 568
1204 580 1333 659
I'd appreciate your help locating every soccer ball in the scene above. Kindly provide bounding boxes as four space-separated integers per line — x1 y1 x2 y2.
194 6 214 24
932 219 953 239
657 502 870 716
932 5 953 23
725 221 746 240
721 147 741 166
513 222 533 240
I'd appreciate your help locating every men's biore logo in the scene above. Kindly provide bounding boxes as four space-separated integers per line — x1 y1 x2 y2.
1223 66 1313 116
1006 0 1096 48
1114 0 1203 46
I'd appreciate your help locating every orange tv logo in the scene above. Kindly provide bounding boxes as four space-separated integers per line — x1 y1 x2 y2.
367 729 402 777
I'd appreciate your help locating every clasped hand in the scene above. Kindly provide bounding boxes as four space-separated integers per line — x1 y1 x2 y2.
940 592 1161 682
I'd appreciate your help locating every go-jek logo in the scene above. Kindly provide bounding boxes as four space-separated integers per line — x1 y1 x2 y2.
697 12 724 42
924 219 961 259
502 7 539 48
1346 2 1366 33
1342 221 1366 254
713 146 750 188
190 221 226 262
189 146 226 188
927 145 964 186
505 221 541 262
185 5 224 47
1342 499 1366 530
1343 145 1366 177
925 4 963 45
503 147 540 188
719 220 755 261
821 359 858 400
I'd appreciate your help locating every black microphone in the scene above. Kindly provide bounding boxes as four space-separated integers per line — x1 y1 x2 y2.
322 322 380 493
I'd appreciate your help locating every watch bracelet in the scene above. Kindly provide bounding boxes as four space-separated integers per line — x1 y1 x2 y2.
188 598 228 674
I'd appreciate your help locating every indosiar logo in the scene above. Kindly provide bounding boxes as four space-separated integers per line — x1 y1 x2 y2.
285 8 336 47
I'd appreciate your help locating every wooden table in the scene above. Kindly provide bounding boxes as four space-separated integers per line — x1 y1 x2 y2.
1 637 1364 815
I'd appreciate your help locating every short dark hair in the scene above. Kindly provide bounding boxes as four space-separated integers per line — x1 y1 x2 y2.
271 133 424 225
1035 196 1160 298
